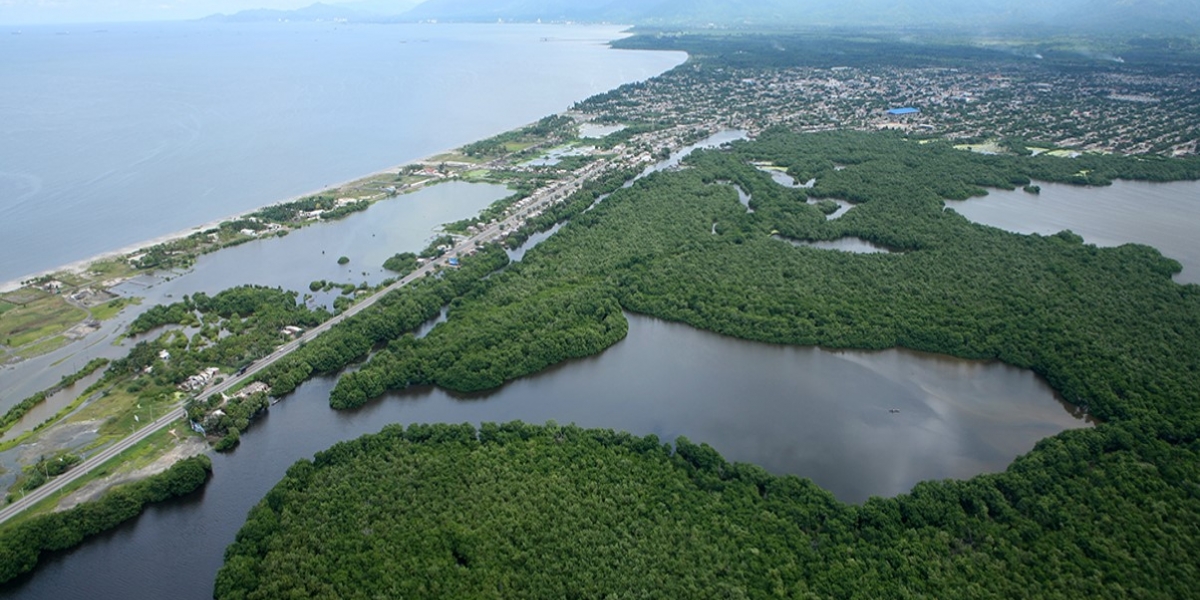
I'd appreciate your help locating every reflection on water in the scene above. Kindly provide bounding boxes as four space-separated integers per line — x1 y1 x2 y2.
773 234 894 254
944 179 1200 284
760 167 815 189
0 371 105 444
1 314 1090 600
0 182 508 412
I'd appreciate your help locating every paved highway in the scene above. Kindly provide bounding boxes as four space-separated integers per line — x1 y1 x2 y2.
0 164 605 526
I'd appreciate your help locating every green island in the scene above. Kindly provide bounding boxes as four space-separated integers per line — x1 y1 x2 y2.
3 27 1200 596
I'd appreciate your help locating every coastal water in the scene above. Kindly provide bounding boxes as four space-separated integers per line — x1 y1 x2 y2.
0 125 1096 597
944 180 1200 284
0 312 1090 600
0 21 686 284
0 181 508 412
0 28 1126 596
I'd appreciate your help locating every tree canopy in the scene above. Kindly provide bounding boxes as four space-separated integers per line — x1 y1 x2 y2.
216 422 1200 599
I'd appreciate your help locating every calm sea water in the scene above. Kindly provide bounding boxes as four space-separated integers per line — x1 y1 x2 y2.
0 21 684 284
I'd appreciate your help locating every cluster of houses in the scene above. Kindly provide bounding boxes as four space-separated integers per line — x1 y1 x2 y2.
232 381 271 400
179 367 221 392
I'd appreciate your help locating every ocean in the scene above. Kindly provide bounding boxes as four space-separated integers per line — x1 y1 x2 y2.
0 21 684 285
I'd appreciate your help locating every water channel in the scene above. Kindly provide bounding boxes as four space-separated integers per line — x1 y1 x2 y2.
0 131 1096 599
0 182 509 415
944 179 1200 284
0 311 1090 600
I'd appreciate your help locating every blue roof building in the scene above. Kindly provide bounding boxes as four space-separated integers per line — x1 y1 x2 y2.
887 107 920 115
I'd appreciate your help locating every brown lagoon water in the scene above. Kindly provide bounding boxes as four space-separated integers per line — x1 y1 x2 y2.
0 311 1091 599
0 135 1095 600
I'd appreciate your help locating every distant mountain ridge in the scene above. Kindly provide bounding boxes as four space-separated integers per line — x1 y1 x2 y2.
205 1 420 23
401 0 1200 33
205 0 1200 34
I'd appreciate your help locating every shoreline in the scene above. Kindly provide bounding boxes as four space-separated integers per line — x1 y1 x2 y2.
0 143 488 295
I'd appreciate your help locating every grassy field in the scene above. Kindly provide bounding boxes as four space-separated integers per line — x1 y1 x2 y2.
0 294 87 349
91 297 141 321
503 141 538 153
68 382 178 442
428 151 482 164
0 289 45 305
953 140 1006 154
2 423 197 526
15 336 69 360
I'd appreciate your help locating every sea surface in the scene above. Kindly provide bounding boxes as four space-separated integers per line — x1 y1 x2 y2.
0 21 685 284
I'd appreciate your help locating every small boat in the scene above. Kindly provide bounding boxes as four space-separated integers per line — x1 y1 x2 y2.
888 408 900 414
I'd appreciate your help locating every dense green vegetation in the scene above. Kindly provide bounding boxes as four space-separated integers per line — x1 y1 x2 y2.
419 235 458 259
13 452 81 494
256 247 509 398
186 390 269 452
120 286 329 383
0 455 212 584
257 167 643 402
381 252 418 274
460 115 574 159
331 129 1200 423
216 421 1200 599
102 286 334 446
225 128 1200 596
613 31 1200 72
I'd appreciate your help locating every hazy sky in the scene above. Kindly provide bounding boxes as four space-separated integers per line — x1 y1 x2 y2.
0 0 342 25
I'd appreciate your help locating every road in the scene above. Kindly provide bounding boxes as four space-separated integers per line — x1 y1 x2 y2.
0 163 606 526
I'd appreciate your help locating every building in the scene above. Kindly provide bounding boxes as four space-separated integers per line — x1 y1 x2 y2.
886 107 920 116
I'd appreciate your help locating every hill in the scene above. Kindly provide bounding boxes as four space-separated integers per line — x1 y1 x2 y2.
402 0 1200 34
204 1 422 23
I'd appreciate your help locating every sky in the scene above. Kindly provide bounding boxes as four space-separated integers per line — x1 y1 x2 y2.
0 0 348 25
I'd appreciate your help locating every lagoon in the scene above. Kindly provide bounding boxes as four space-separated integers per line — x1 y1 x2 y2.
0 312 1090 599
945 180 1200 284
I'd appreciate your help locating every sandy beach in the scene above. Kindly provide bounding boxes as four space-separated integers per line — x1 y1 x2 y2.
0 145 474 295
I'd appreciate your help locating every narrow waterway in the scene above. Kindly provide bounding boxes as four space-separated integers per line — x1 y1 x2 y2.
0 312 1090 600
0 182 508 411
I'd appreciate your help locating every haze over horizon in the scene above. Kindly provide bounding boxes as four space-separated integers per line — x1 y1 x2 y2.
2 0 1199 34
0 0 379 25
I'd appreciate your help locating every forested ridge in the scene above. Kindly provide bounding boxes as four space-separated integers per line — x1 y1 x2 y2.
221 130 1200 597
